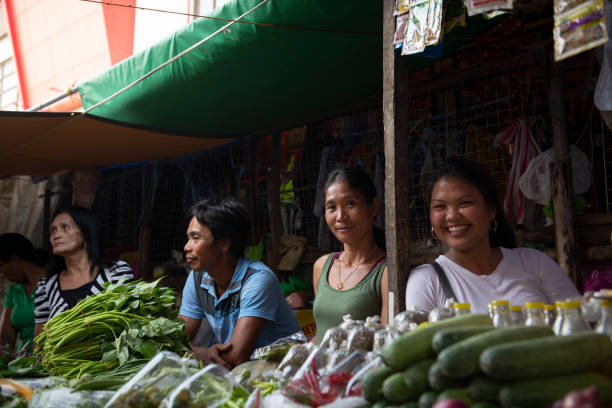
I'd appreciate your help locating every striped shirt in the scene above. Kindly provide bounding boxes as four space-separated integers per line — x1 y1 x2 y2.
34 260 133 324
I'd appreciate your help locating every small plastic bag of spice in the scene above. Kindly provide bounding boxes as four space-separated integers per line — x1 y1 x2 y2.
345 325 374 352
275 343 314 379
554 0 608 61
319 327 348 351
428 299 456 322
161 364 232 408
291 346 332 381
104 351 197 408
394 305 429 331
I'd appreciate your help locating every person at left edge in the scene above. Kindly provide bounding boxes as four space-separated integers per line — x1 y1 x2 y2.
178 198 301 369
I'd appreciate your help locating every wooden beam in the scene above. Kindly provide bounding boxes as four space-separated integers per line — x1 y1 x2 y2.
549 59 580 290
383 0 412 316
269 133 282 272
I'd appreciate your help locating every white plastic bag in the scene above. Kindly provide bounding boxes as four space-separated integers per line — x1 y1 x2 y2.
518 147 591 205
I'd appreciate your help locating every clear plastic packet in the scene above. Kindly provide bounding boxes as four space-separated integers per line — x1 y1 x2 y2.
13 376 67 390
464 0 513 17
402 0 431 55
291 346 332 381
372 327 392 351
338 314 362 331
394 306 429 331
231 360 278 392
29 387 114 408
320 327 348 351
344 355 383 398
275 343 315 379
326 349 370 377
554 0 608 61
251 335 304 363
104 351 197 408
429 299 456 322
345 326 374 352
161 364 232 408
425 0 444 46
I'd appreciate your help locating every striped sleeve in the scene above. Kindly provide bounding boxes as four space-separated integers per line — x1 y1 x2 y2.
34 277 50 324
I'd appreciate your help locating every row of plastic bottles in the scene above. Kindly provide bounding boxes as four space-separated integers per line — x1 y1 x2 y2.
451 299 612 336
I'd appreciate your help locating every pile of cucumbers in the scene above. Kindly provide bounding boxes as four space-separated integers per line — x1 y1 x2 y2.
361 313 612 408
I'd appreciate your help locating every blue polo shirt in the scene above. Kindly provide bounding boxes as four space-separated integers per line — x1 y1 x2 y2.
180 258 301 348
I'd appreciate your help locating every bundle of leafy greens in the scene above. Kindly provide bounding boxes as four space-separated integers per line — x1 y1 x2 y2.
0 344 47 378
35 279 190 380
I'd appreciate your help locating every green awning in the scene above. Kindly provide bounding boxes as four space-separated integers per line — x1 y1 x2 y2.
78 0 383 138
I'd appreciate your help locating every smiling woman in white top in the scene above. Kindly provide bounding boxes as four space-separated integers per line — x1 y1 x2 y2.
405 157 579 314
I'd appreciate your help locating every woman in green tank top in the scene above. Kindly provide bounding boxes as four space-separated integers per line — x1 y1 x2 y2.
0 233 46 354
312 166 388 343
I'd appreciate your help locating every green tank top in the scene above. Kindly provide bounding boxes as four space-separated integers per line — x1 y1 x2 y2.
313 252 386 344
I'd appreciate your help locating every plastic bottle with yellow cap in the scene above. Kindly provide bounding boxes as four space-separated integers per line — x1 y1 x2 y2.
524 301 546 326
490 300 513 327
543 304 557 327
452 303 471 316
595 299 612 337
552 301 566 335
509 305 524 325
559 300 590 335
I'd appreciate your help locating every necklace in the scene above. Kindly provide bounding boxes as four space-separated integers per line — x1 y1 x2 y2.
336 247 377 290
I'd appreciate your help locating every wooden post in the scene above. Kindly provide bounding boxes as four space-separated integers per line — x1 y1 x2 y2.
549 60 579 289
383 0 412 316
138 163 157 281
43 186 52 251
269 133 282 272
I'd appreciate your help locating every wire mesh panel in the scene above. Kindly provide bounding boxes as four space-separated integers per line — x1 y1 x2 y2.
401 52 552 249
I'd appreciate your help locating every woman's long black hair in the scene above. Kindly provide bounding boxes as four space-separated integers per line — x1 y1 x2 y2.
324 166 386 251
47 206 105 277
427 157 516 249
0 233 47 267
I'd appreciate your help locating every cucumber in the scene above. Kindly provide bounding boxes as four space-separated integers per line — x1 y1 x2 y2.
499 372 612 408
427 361 469 392
403 359 435 397
418 391 438 408
436 388 473 405
362 364 396 402
471 403 500 408
468 375 503 403
382 372 416 402
371 400 394 408
437 326 553 378
431 325 495 354
480 332 612 380
381 314 492 370
399 403 418 408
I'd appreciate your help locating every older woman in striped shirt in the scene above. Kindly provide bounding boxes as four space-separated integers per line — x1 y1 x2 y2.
34 206 133 338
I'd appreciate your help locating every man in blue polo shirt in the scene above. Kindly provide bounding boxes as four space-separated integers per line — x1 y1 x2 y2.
178 198 301 369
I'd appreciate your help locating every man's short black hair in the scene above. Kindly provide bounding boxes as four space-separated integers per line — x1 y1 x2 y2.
188 197 250 259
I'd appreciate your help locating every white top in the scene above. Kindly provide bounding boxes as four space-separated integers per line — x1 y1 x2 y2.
405 247 580 314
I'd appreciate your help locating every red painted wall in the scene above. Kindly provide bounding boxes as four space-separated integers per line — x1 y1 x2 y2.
3 0 135 110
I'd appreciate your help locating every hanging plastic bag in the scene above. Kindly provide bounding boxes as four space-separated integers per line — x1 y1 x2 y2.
104 351 197 408
161 364 232 408
518 147 592 206
402 0 431 55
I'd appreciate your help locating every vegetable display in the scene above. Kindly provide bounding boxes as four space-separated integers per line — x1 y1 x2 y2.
35 279 190 380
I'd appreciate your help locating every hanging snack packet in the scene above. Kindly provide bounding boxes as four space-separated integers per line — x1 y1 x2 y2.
397 0 411 15
554 0 608 61
395 14 411 49
402 0 432 55
555 0 589 15
445 0 467 32
425 0 444 46
464 0 513 17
